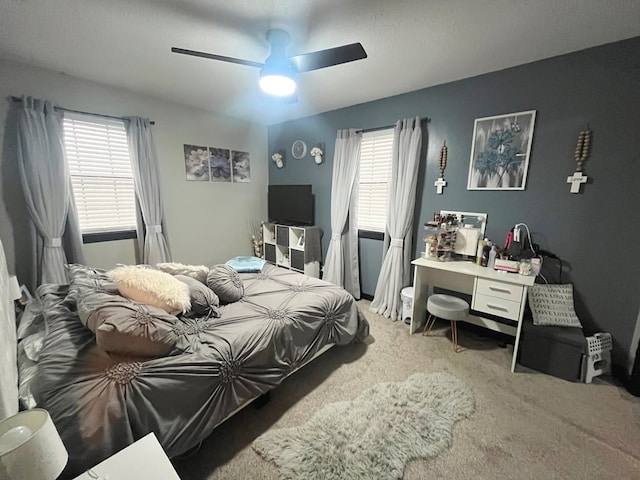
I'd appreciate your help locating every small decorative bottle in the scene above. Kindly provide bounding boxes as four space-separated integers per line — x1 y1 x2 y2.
481 240 491 267
476 239 486 266
488 245 497 269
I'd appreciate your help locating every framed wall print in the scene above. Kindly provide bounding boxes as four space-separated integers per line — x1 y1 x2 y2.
467 110 536 190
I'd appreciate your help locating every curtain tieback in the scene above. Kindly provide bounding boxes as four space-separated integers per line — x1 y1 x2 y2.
147 225 163 234
45 237 62 248
331 233 341 241
390 238 404 248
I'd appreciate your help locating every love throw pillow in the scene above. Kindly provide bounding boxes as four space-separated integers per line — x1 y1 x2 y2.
528 284 582 328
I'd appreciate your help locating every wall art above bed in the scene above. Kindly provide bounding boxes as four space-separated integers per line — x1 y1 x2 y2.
183 144 251 183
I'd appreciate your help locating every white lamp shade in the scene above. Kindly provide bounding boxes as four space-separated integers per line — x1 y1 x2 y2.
8 277 21 302
0 409 68 480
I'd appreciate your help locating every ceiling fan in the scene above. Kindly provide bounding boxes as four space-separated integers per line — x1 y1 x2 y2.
171 29 367 102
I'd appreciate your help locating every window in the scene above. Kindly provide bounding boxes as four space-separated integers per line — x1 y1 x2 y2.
357 128 394 233
63 113 136 239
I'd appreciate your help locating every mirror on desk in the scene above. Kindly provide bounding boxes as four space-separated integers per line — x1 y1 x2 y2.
424 211 487 260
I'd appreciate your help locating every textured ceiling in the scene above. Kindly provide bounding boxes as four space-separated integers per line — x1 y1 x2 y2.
1 0 639 125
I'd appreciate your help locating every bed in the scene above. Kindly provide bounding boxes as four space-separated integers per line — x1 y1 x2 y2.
0 244 369 477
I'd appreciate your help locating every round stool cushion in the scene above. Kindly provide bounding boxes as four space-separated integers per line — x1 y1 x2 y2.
427 294 469 321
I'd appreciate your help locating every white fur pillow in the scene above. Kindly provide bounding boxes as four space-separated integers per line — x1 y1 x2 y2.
156 262 209 283
109 265 191 315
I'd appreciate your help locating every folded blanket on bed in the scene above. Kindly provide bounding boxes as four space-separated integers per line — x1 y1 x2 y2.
225 256 266 273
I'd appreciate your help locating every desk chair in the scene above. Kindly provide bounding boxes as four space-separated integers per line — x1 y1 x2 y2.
422 294 470 352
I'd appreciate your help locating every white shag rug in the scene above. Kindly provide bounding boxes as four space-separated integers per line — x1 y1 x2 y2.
253 372 475 480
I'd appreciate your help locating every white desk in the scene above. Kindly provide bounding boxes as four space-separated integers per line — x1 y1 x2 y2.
411 257 536 372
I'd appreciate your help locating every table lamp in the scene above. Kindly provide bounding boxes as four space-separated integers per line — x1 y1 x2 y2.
0 409 68 480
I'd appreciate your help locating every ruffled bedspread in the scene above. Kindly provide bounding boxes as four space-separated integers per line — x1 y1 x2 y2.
34 264 369 476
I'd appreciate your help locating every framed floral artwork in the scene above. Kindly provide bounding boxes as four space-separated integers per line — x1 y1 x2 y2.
183 145 251 183
467 110 536 190
209 147 231 182
231 150 251 182
184 144 210 181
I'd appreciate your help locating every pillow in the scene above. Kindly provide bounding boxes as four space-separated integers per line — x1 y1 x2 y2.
109 265 191 315
16 298 46 362
17 342 39 409
175 274 220 318
206 264 244 304
156 262 209 283
528 284 582 328
87 302 178 357
66 263 119 299
225 256 266 273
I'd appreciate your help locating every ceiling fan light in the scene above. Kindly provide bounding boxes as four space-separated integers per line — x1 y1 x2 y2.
259 74 297 97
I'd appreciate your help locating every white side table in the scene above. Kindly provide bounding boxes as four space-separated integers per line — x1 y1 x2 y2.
73 433 181 480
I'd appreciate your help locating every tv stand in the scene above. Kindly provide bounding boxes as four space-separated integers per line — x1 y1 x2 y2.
262 223 321 278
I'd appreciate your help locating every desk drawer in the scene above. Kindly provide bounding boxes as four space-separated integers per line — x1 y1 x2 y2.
472 294 521 321
475 278 524 302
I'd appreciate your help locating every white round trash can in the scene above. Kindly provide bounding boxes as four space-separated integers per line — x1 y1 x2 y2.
401 287 414 325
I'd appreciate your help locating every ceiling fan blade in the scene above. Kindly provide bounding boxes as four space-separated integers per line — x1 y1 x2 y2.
290 43 367 72
171 47 264 69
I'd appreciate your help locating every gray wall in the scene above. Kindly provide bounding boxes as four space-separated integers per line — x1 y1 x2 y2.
268 37 640 367
0 59 268 289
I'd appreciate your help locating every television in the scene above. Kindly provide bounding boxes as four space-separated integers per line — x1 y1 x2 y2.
268 184 314 226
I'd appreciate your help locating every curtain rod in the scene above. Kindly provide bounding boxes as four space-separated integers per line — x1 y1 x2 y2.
8 95 155 125
358 116 430 133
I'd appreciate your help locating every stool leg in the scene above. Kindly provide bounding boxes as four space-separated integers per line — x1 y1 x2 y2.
451 320 458 352
422 314 437 336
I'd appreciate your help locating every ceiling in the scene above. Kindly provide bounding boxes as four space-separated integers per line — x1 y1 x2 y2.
1 0 639 125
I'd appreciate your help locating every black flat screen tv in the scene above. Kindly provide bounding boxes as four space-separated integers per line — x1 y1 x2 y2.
268 184 314 226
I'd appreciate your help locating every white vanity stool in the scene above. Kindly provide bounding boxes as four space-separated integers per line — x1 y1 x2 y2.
422 294 470 352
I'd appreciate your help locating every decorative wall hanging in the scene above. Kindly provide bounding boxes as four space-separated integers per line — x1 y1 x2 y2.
231 150 251 182
184 144 251 182
467 110 536 190
435 141 447 194
566 126 591 194
291 140 307 159
272 150 285 169
310 144 324 165
184 144 210 181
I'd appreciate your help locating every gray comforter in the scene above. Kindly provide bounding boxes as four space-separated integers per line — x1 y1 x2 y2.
34 264 369 476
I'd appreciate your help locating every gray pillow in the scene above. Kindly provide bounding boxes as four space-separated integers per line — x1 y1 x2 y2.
17 342 39 410
71 274 179 357
528 284 582 328
87 302 179 357
206 264 244 304
175 274 220 318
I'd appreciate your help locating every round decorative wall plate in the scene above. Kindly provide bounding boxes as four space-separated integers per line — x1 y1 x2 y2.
291 140 307 159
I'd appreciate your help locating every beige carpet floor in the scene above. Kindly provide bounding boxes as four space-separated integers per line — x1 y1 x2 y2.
172 300 640 480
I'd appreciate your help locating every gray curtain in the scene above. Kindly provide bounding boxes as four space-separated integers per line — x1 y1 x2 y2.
370 117 422 320
125 117 171 264
16 97 85 285
323 129 362 296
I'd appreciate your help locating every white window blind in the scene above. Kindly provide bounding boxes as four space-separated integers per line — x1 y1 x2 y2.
357 128 394 232
63 113 136 234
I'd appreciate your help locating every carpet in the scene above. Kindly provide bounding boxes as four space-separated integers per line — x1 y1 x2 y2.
252 372 475 480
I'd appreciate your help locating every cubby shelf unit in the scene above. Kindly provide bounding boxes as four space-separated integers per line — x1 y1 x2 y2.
262 223 320 278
